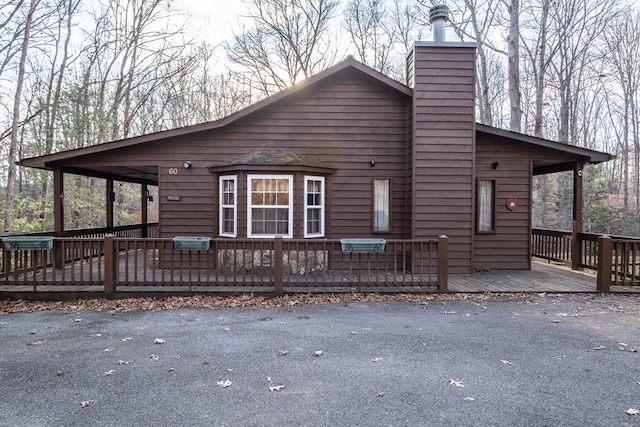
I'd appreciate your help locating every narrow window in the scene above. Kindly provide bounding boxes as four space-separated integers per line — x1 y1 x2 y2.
477 179 496 232
248 175 293 238
304 176 324 237
219 175 237 237
373 179 390 232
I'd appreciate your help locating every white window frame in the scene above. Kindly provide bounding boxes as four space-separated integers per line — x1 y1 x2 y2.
247 175 293 238
304 176 325 238
219 175 237 237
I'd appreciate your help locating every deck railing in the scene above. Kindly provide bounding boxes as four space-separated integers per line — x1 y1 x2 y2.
0 235 448 294
531 228 640 290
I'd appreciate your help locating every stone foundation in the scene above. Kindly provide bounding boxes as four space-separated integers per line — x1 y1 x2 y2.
217 249 328 275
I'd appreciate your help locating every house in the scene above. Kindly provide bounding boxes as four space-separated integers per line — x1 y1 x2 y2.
18 8 612 276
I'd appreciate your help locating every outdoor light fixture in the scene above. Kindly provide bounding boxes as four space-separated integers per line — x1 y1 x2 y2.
491 162 499 169
183 161 192 169
370 159 375 167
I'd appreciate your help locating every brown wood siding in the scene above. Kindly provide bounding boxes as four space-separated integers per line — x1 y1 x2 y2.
67 69 411 240
473 134 585 270
410 44 477 273
474 136 532 270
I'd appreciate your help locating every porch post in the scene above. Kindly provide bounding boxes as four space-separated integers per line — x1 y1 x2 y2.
596 235 612 293
53 167 64 235
53 167 64 269
437 235 448 293
106 179 114 232
571 162 584 270
273 236 283 295
141 183 148 238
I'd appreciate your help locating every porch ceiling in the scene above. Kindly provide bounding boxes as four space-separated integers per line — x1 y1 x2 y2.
63 165 158 185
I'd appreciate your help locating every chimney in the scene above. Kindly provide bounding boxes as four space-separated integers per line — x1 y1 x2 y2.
429 5 450 43
406 5 478 274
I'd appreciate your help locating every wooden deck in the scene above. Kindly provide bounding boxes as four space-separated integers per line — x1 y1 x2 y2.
1 258 638 296
450 260 604 293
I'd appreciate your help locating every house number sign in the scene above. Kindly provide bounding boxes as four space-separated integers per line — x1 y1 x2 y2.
168 168 178 175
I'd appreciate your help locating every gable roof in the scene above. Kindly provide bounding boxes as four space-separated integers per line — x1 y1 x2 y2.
18 56 613 181
20 57 411 171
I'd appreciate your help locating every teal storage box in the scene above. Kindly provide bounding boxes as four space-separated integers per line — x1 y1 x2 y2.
340 238 386 254
2 236 54 250
172 236 211 251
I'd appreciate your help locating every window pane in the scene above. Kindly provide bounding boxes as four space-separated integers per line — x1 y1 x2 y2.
373 179 390 232
307 208 320 234
478 180 495 232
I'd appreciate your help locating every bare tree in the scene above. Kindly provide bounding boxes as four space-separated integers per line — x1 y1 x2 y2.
227 0 339 97
343 0 393 72
504 0 521 131
4 0 38 232
601 12 640 220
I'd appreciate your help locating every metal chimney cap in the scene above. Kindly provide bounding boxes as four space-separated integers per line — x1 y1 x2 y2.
429 5 450 23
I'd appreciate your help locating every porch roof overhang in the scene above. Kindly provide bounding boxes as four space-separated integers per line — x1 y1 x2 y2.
476 124 614 175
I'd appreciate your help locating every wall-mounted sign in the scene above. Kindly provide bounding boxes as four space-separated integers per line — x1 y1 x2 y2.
167 195 181 201
506 198 519 211
168 168 178 175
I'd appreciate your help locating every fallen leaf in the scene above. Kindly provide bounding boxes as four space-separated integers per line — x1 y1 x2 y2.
223 327 230 331
216 380 232 388
626 408 639 415
376 392 385 397
104 370 115 376
92 333 102 337
27 340 45 346
314 350 323 357
500 360 513 365
552 320 562 324
81 400 95 408
269 385 285 392
150 355 160 361
154 338 166 344
448 379 465 387
75 318 82 323
443 311 456 315
122 337 132 342
117 360 132 365
278 350 289 356
593 345 607 350
464 397 475 401
267 376 272 383
350 331 357 335
372 358 382 362
103 347 114 352
168 368 175 372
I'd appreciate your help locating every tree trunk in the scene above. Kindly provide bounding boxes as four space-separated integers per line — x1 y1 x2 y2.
507 0 521 132
4 0 38 232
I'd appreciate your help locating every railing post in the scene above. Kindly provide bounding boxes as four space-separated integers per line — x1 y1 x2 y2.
104 234 116 293
437 235 448 293
274 236 284 295
597 235 612 293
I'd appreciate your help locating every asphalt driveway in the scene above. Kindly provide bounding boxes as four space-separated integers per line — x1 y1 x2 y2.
1 293 639 426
